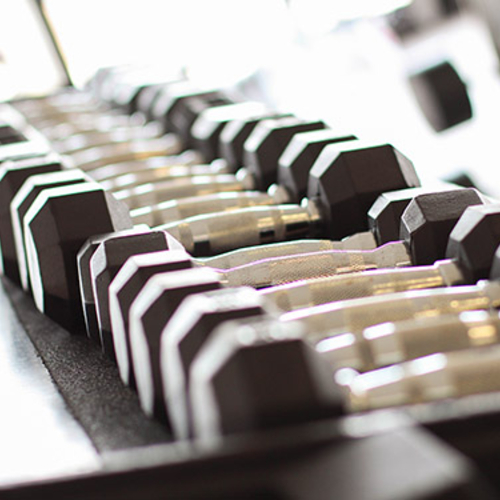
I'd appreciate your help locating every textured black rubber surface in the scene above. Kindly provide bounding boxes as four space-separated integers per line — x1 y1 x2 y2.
2 278 172 452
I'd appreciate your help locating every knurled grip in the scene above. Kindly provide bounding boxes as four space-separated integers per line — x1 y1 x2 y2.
349 344 500 411
54 122 163 155
198 232 377 269
261 259 465 311
101 160 230 192
71 135 183 171
89 150 204 182
131 190 289 227
162 204 321 256
220 241 412 289
286 280 500 342
115 174 250 210
44 115 142 142
368 310 500 369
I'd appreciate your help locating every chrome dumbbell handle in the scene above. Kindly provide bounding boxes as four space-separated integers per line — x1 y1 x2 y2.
260 259 465 312
349 344 500 411
116 173 253 210
53 121 164 154
162 202 322 255
131 188 290 227
89 150 204 183
198 231 378 269
220 241 412 289
101 159 229 192
287 280 500 344
70 135 183 171
348 309 500 372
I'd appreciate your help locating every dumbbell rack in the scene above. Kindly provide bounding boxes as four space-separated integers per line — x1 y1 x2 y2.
2 92 500 499
4 271 500 499
3 271 500 500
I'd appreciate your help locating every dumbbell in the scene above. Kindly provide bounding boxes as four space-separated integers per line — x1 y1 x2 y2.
4 105 322 285
0 106 346 296
124 139 423 259
55 99 269 159
79 116 330 209
200 205 500 418
149 201 500 433
184 261 500 440
106 237 410 381
52 120 165 155
84 204 409 359
105 187 480 419
101 126 357 218
79 140 429 358
327 309 500 374
348 344 500 412
0 153 71 282
0 108 52 161
104 231 384 380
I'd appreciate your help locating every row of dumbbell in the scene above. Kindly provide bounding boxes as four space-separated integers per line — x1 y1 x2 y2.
4 67 500 446
3 72 425 331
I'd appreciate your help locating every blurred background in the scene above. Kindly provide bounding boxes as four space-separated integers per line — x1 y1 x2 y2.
0 0 499 195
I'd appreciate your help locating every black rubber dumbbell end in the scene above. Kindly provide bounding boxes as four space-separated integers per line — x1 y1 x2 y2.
91 228 183 359
400 188 485 266
244 117 326 190
367 183 461 245
130 267 223 422
162 287 271 440
446 204 500 283
307 141 421 240
25 183 133 332
277 128 357 202
110 250 194 387
0 153 65 283
190 318 346 442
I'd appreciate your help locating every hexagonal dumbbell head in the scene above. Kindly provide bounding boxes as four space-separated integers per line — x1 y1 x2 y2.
162 287 271 439
219 112 292 171
137 83 174 121
112 73 181 114
151 83 223 133
154 82 232 145
150 81 198 128
0 154 64 282
110 250 194 387
24 183 133 332
77 227 182 342
307 141 421 240
12 169 91 291
190 102 269 161
129 267 222 421
90 229 185 360
367 182 463 245
0 129 51 162
243 117 326 190
278 129 357 201
190 318 345 442
176 93 233 148
400 188 485 266
410 60 472 132
0 124 26 145
446 204 500 282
